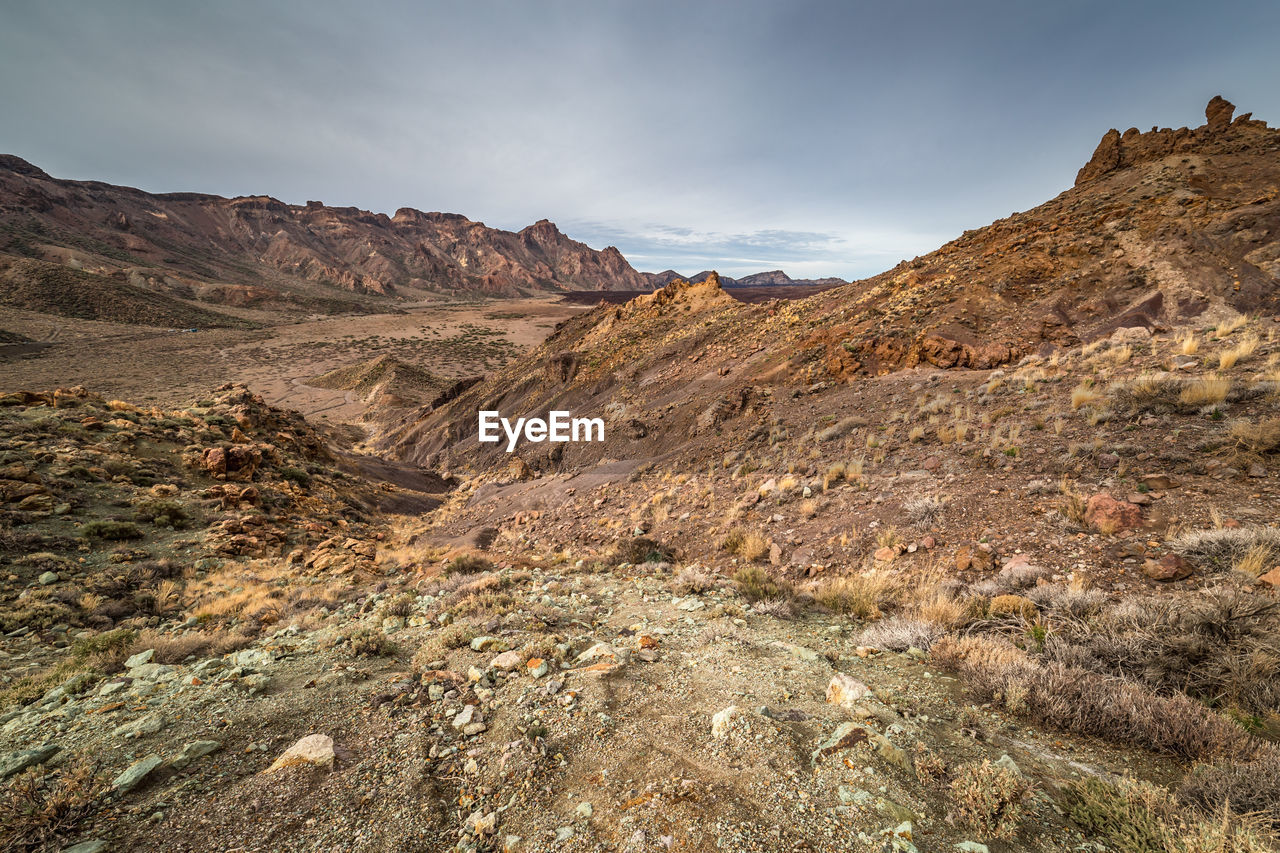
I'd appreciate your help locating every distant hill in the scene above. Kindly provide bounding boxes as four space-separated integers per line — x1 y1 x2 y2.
0 155 652 321
641 268 847 288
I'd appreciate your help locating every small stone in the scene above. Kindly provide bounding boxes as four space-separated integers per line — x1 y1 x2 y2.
1140 474 1178 490
555 826 575 843
1085 493 1143 531
112 754 164 793
125 649 155 669
470 636 507 652
170 740 222 770
453 705 483 731
265 734 334 772
873 546 896 562
826 673 870 709
954 843 990 853
61 842 109 853
575 801 594 819
526 658 549 678
1143 553 1192 581
711 705 742 739
993 754 1022 776
0 744 59 779
38 571 59 586
491 650 523 672
114 713 165 740
466 810 497 836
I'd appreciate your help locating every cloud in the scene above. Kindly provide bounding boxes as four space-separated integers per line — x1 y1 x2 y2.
1 0 1278 281
569 222 948 279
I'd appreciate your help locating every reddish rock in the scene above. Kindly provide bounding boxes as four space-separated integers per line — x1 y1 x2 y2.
1085 493 1143 532
1258 567 1280 588
1143 554 1192 581
955 544 994 571
1206 95 1235 130
200 445 263 481
1139 474 1179 490
873 546 896 562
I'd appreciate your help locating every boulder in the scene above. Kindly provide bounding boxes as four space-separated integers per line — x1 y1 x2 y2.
265 734 334 772
1143 554 1193 581
1085 493 1143 531
826 673 870 708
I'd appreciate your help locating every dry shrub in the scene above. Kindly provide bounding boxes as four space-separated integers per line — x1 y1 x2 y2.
324 626 396 657
947 759 1030 840
732 566 793 604
810 572 892 619
413 622 478 667
1059 477 1089 528
1065 774 1276 852
451 591 518 618
1172 527 1280 573
857 617 941 652
720 527 770 562
1178 754 1280 830
931 634 1260 761
125 629 251 665
445 553 493 576
1218 333 1260 370
673 567 716 595
989 594 1037 620
752 598 795 619
0 757 108 851
1042 587 1280 716
903 495 946 527
1231 417 1280 455
608 536 675 565
913 742 949 787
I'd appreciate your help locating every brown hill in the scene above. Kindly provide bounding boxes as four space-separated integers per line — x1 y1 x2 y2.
382 96 1280 472
0 155 651 314
0 257 254 328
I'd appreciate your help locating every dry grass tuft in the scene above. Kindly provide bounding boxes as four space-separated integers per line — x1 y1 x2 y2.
1071 383 1104 410
720 527 770 562
1180 376 1231 408
811 572 893 620
1218 332 1260 369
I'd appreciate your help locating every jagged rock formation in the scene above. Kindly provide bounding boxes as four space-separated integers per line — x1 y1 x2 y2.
0 156 650 315
1075 94 1269 185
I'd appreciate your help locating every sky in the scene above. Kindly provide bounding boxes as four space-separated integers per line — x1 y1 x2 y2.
1 1 1278 280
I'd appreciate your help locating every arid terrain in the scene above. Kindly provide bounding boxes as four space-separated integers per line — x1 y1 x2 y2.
3 96 1280 853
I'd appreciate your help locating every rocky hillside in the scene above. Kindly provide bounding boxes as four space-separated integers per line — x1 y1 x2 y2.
382 96 1279 477
0 155 650 319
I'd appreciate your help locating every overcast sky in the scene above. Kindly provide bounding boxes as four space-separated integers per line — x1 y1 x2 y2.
2 1 1277 279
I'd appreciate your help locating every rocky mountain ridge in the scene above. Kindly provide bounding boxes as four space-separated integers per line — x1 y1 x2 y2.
0 156 650 318
643 268 848 289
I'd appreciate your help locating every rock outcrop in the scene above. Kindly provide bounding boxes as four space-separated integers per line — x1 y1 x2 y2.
1075 95 1267 185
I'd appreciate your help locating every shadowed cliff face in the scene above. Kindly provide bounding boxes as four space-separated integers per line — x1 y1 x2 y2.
383 97 1280 477
0 156 650 310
